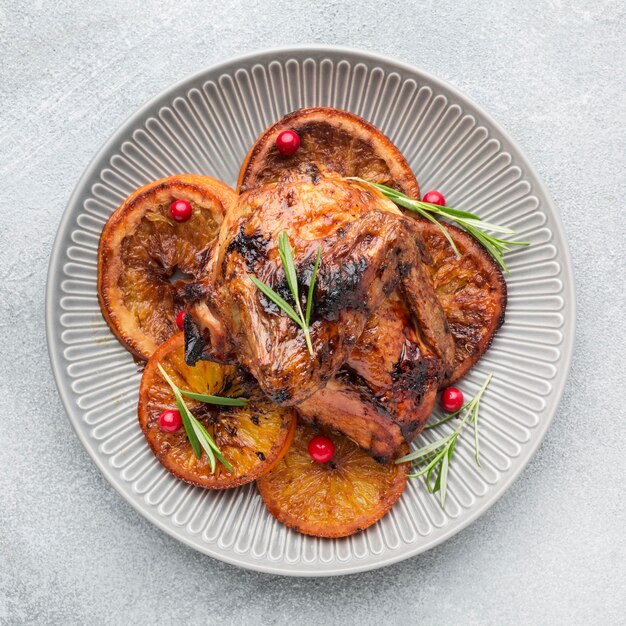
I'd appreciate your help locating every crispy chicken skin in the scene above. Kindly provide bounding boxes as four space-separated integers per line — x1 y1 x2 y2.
185 169 454 459
187 169 452 403
297 293 442 462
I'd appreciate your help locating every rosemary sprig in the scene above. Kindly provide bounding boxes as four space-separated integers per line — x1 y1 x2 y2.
396 373 493 507
349 179 528 273
249 231 321 356
178 389 248 406
157 364 249 473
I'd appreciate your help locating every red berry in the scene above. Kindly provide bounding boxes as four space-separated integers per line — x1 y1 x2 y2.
423 190 446 206
308 434 335 463
169 199 193 222
275 129 300 156
440 387 464 413
158 409 182 433
175 310 187 330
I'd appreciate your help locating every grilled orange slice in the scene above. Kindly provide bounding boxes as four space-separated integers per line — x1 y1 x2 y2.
257 423 408 537
138 333 297 489
238 106 420 197
98 174 237 360
238 107 506 384
423 222 507 384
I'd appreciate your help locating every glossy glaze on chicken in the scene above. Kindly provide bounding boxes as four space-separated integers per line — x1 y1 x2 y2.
185 167 456 461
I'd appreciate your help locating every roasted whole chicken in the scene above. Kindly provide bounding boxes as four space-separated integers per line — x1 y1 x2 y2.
186 167 455 461
95 105 513 538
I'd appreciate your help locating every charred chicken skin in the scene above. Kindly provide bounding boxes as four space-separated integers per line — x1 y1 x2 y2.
238 107 507 387
186 168 454 460
297 292 443 462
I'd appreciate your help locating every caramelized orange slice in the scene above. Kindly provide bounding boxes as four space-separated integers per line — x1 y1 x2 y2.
238 106 420 197
238 107 506 384
422 222 507 384
98 174 237 360
138 333 297 489
257 423 408 537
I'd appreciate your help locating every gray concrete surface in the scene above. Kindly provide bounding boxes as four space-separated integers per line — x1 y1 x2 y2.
1 0 625 624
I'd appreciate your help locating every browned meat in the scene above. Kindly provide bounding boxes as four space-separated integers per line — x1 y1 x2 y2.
187 170 453 407
237 106 507 388
297 293 442 462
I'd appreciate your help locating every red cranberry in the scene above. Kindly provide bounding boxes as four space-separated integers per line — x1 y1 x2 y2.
275 129 300 156
308 435 335 463
423 190 446 206
169 199 193 222
158 409 182 433
440 387 464 413
175 310 187 330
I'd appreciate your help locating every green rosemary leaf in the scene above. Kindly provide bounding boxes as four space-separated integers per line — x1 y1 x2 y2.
406 449 446 479
191 417 233 472
383 192 461 257
250 232 321 356
306 246 321 327
424 204 478 220
464 226 509 272
399 373 494 509
157 364 202 457
470 372 493 465
439 450 450 506
350 178 529 273
424 402 469 429
396 435 453 464
248 275 303 327
156 362 178 393
417 206 462 257
278 231 301 313
173 390 202 459
157 363 231 471
189 417 217 472
178 390 248 406
428 460 441 493
473 404 481 467
457 217 516 235
447 434 458 460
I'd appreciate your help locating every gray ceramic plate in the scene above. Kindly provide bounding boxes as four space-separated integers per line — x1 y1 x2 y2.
46 46 575 576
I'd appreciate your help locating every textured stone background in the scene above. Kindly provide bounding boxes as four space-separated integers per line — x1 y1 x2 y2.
1 1 625 624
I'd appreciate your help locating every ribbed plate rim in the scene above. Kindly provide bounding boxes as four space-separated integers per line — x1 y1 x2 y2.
46 45 576 576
